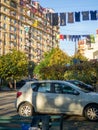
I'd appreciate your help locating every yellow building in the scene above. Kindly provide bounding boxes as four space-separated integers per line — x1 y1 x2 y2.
0 0 60 63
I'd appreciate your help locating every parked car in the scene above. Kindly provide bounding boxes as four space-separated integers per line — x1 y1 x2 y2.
15 80 98 121
66 80 96 92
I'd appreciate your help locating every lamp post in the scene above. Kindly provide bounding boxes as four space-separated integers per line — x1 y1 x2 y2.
75 40 77 55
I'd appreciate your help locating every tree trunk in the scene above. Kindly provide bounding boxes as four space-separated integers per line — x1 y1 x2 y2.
8 81 13 89
14 80 16 90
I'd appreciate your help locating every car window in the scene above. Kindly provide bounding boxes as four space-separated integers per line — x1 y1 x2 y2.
31 83 38 91
37 83 51 93
62 84 75 94
53 83 62 93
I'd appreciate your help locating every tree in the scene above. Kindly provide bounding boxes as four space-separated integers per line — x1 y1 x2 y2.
48 47 70 66
34 47 71 79
72 52 88 64
28 61 36 78
0 50 28 89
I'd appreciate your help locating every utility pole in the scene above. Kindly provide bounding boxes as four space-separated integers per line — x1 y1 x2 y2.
75 41 77 54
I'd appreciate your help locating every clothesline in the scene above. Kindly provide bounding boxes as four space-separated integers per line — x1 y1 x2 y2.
58 34 96 42
46 11 98 26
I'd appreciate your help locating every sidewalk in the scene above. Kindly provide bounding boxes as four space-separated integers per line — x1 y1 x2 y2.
0 85 18 92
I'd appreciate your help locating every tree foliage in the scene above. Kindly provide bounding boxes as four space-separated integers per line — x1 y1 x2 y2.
28 61 36 78
34 47 71 79
73 52 88 61
39 64 66 80
48 47 70 66
0 50 28 82
64 61 97 84
34 48 98 85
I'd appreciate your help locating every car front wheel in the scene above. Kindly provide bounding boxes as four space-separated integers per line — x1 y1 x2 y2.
18 102 33 117
84 105 98 121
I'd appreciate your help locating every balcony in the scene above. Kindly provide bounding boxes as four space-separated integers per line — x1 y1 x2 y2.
1 0 10 8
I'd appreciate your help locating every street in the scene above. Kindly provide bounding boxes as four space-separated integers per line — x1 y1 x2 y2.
0 91 17 116
0 91 98 130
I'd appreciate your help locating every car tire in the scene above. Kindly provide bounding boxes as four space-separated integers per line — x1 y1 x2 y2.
18 102 33 117
84 104 98 121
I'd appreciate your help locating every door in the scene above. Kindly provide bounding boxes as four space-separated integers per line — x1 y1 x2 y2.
32 82 56 113
51 82 83 114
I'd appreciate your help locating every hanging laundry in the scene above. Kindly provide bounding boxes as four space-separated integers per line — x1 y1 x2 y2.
96 29 98 34
69 35 72 41
32 20 38 27
70 35 75 41
20 0 23 5
20 0 26 6
96 11 98 19
38 5 44 14
30 6 37 14
60 34 64 40
56 34 60 39
60 13 66 26
51 13 58 26
66 35 70 40
73 35 80 42
82 11 89 20
75 12 80 22
68 12 74 23
46 13 52 25
24 26 30 33
64 35 67 40
90 11 97 20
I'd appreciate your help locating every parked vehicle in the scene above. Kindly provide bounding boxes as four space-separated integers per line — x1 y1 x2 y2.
66 80 96 92
15 80 98 121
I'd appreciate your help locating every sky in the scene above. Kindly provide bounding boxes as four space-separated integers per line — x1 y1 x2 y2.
37 0 98 56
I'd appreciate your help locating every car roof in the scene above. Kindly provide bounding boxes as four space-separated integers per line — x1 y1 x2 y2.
19 79 86 92
25 80 66 83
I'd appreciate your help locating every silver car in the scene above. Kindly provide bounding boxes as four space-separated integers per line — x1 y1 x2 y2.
15 80 98 121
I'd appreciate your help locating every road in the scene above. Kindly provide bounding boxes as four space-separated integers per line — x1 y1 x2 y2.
0 91 98 130
0 91 17 116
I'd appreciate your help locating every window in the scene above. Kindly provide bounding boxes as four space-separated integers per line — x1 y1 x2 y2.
53 83 62 93
3 23 6 29
4 7 7 12
20 30 22 34
4 0 7 3
31 83 38 91
38 83 51 93
20 37 22 42
62 84 75 94
10 1 17 8
10 26 16 32
4 15 6 20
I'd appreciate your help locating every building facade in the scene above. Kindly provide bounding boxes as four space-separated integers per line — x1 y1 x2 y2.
0 0 60 63
78 34 98 60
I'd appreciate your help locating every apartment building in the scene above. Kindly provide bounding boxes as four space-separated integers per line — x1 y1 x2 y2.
0 0 60 63
78 34 98 60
